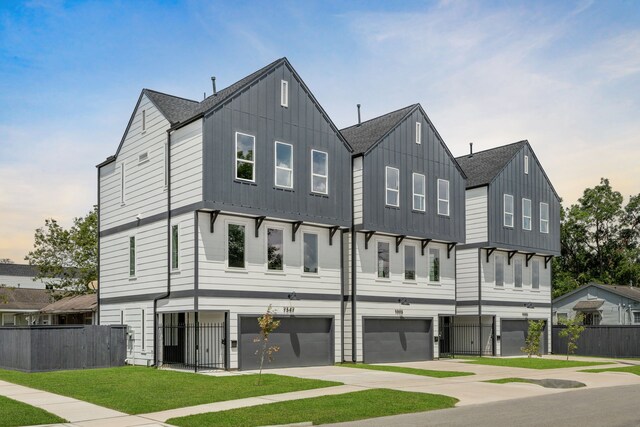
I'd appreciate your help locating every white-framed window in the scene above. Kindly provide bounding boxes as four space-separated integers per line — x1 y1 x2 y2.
524 155 529 174
514 258 523 288
415 121 422 144
413 173 425 212
235 132 255 182
171 224 180 270
504 194 514 227
303 232 318 274
495 254 504 287
129 236 136 277
532 260 540 289
522 198 532 231
281 80 289 107
377 241 390 278
556 312 568 324
274 141 293 189
311 150 328 194
437 179 450 216
404 245 416 280
120 163 126 205
266 227 284 271
142 109 146 132
227 223 246 269
385 167 400 207
540 202 549 234
634 312 640 324
429 248 440 282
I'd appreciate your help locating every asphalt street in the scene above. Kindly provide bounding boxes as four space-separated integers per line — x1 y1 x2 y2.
327 384 640 427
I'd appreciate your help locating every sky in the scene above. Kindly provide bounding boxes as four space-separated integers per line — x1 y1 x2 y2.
1 0 639 262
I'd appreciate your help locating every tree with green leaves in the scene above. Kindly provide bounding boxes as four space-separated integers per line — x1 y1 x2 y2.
254 305 280 385
521 320 545 358
25 206 97 298
558 314 585 360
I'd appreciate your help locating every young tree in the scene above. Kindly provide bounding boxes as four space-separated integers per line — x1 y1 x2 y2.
558 314 586 361
254 305 280 385
521 320 545 358
25 206 97 298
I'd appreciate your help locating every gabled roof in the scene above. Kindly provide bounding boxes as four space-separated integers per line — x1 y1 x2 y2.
0 288 52 311
0 263 38 277
455 141 526 188
40 293 97 314
143 90 199 125
553 282 640 304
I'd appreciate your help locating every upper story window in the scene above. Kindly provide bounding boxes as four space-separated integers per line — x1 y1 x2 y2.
311 150 328 194
495 254 504 286
142 109 146 132
377 241 390 278
524 155 529 174
281 80 289 107
228 224 246 268
413 173 425 212
404 245 416 280
120 163 126 205
522 198 532 231
275 142 293 189
437 179 450 216
171 225 179 270
303 233 318 274
129 236 136 277
504 194 514 227
415 122 422 144
634 312 640 324
267 228 284 271
385 167 400 207
235 132 255 182
540 202 549 233
514 258 523 288
532 260 540 289
429 248 440 282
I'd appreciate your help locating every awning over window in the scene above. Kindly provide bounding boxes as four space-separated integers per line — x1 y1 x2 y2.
573 300 604 311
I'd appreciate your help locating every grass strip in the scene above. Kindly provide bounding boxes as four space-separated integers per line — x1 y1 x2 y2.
167 388 458 427
339 363 474 378
463 357 607 369
0 367 341 415
583 365 640 375
0 395 67 427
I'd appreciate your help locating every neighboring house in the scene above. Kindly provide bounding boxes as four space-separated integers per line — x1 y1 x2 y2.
0 263 52 290
454 141 561 356
39 294 98 325
553 283 640 326
0 288 53 326
340 104 466 363
98 58 352 369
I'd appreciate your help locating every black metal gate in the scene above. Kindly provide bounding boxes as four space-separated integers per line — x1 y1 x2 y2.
439 317 494 357
161 314 226 371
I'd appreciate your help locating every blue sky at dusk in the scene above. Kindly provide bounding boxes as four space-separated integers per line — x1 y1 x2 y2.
1 0 639 261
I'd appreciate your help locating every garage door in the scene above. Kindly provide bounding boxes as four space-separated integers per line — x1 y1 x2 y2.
501 319 547 356
239 316 333 370
363 318 433 364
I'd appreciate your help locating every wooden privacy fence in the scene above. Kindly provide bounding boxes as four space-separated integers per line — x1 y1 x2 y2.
552 325 640 358
0 325 127 372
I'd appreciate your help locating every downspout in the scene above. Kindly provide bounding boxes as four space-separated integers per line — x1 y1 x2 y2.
96 166 101 325
340 228 345 363
351 156 357 362
153 129 173 367
478 249 482 356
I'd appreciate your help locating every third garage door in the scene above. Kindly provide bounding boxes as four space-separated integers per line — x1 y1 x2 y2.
363 318 433 363
501 319 548 356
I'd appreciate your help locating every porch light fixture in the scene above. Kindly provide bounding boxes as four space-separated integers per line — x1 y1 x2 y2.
524 302 534 309
288 292 299 301
398 298 410 306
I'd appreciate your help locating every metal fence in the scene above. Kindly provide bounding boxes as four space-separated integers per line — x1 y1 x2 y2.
0 325 126 372
552 325 640 358
160 322 226 371
440 323 494 357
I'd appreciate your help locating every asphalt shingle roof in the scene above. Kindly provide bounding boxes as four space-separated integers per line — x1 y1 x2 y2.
0 263 39 277
0 288 53 311
40 294 97 314
340 105 418 154
455 141 527 188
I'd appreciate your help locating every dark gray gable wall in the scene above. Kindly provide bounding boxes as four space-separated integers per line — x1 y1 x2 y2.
202 62 352 226
362 107 466 242
488 143 561 255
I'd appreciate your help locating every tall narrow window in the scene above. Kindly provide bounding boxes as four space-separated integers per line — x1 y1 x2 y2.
532 260 540 289
281 80 289 107
377 242 390 278
524 155 529 174
437 179 450 216
429 248 440 282
121 163 126 204
495 255 504 286
171 225 179 270
311 150 328 194
129 236 136 277
522 198 532 231
235 132 255 182
385 167 400 207
275 142 293 188
415 122 422 144
228 224 245 268
404 245 416 280
514 258 523 288
142 109 146 132
303 233 318 273
413 173 425 211
267 228 284 271
540 202 549 233
504 194 514 227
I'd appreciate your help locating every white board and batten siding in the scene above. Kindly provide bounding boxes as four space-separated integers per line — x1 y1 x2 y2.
101 302 155 366
170 120 203 210
465 187 488 243
353 156 364 225
455 248 479 315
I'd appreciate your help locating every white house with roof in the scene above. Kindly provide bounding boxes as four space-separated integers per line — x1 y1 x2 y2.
553 283 640 326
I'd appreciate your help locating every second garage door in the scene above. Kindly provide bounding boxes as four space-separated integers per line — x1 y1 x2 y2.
363 318 433 364
239 316 333 370
501 319 548 356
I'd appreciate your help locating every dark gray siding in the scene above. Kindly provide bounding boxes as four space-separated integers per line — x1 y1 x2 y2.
488 144 561 255
202 63 351 226
362 108 465 242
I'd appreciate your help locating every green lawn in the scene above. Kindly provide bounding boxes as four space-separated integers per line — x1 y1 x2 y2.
167 389 458 427
0 395 67 427
464 357 608 369
0 367 341 415
583 365 640 375
485 377 539 385
339 363 474 378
